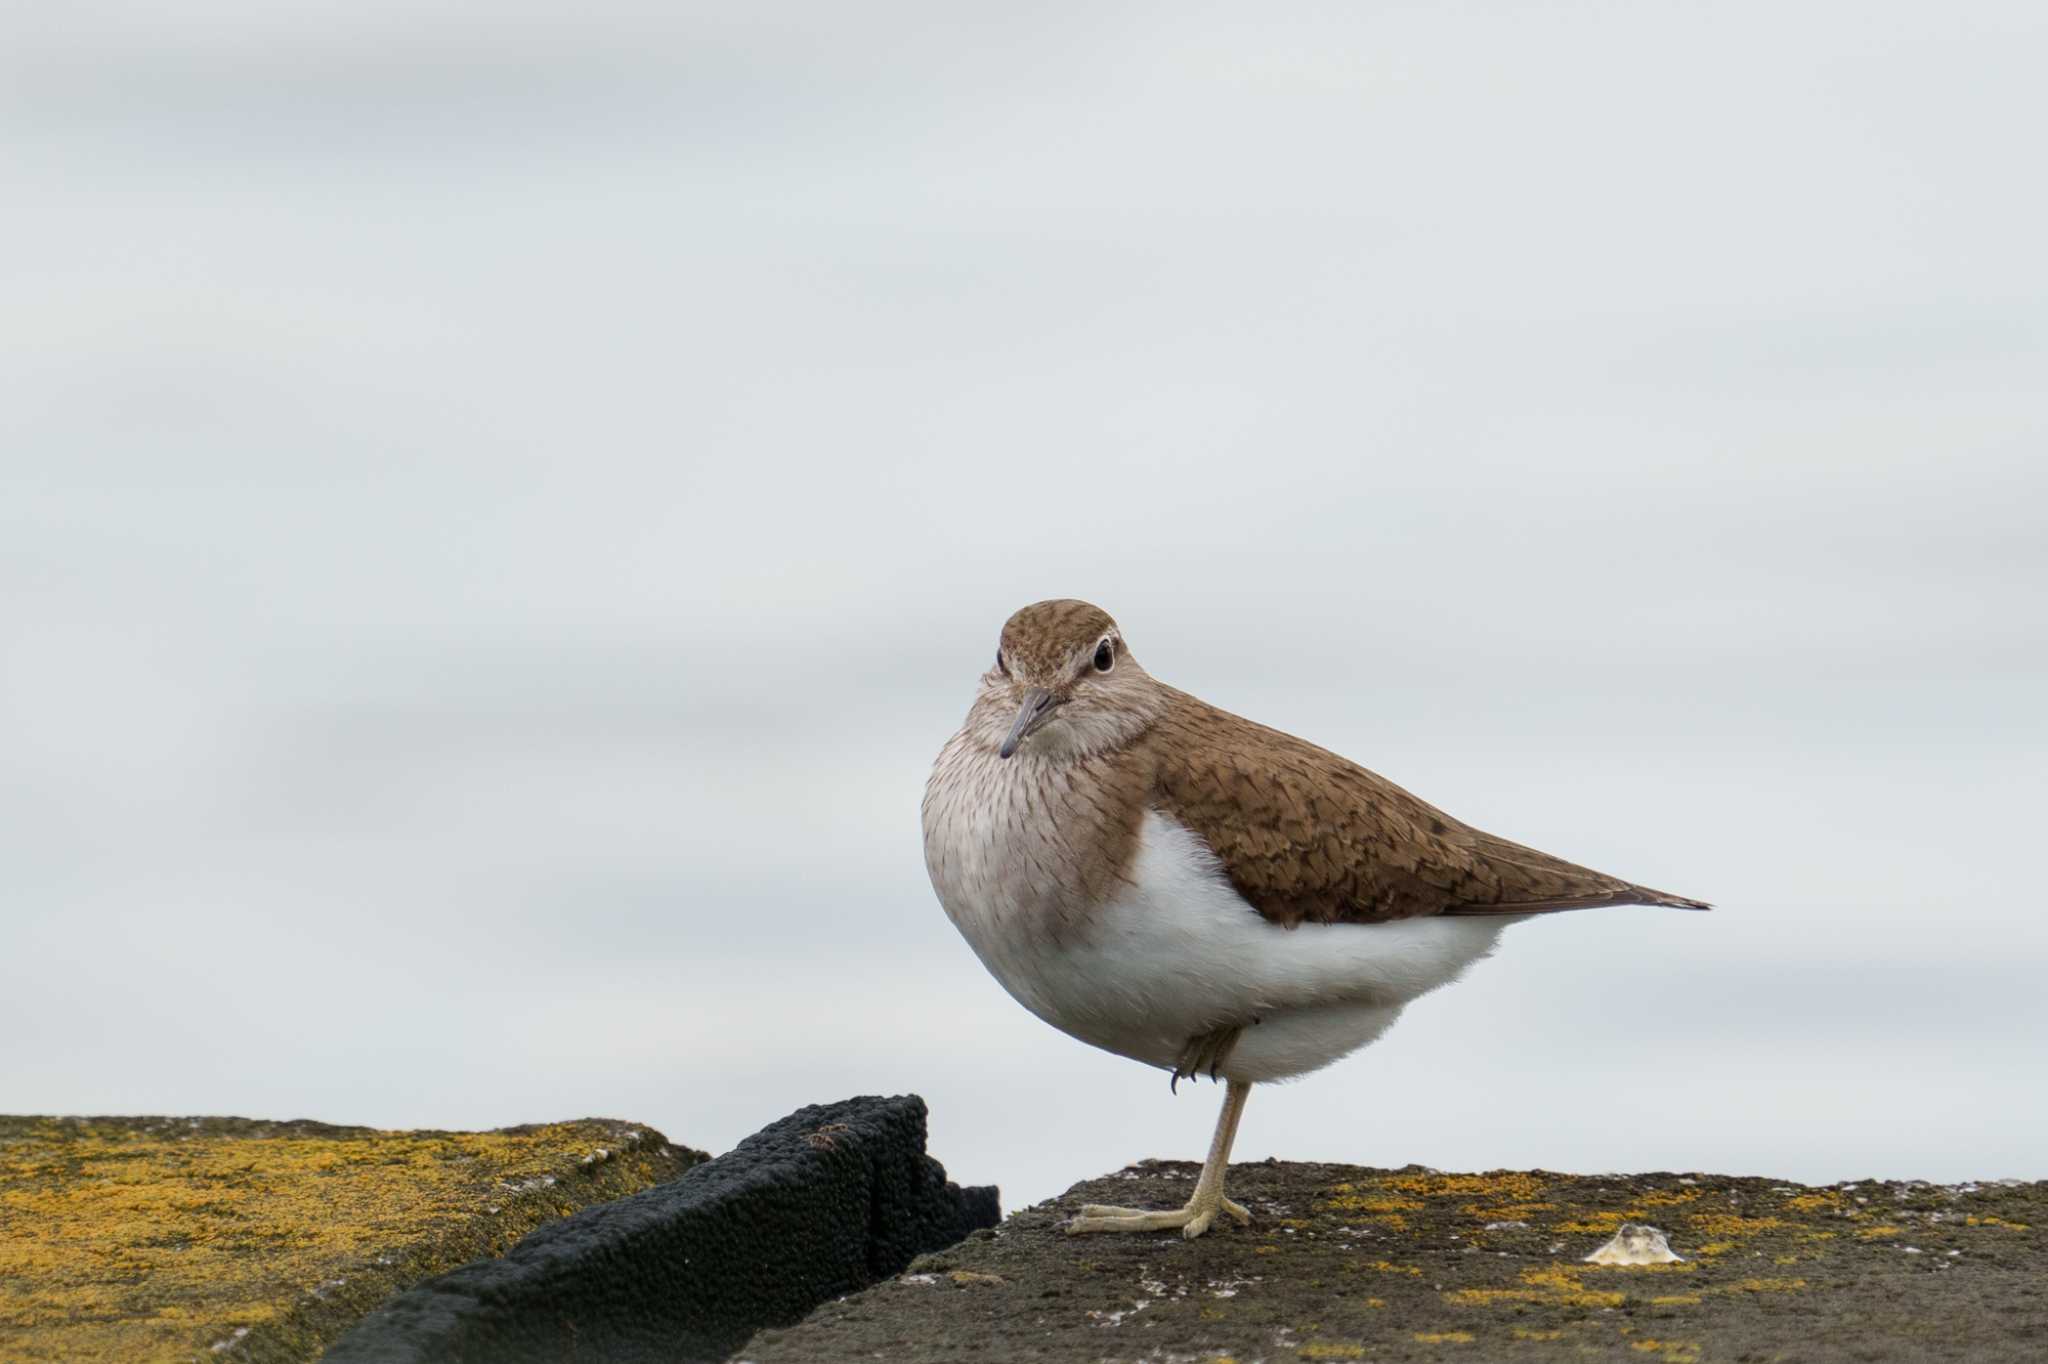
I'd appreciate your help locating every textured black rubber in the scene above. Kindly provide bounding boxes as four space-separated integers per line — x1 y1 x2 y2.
322 1094 998 1364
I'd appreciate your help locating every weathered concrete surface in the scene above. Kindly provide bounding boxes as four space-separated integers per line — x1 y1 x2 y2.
324 1094 1000 1364
742 1158 2046 1363
0 1115 703 1364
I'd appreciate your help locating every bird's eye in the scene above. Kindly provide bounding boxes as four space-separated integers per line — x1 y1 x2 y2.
1093 639 1114 672
995 650 1008 676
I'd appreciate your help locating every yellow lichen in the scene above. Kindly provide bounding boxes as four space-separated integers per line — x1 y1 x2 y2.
1559 1204 1706 1234
1633 1190 1701 1208
1443 1288 1548 1306
1650 1294 1702 1305
1691 1241 1736 1257
1631 1340 1701 1361
1462 1202 1557 1220
1713 1277 1808 1294
1966 1215 2030 1231
1298 1344 1367 1359
1519 1265 1625 1309
1386 1172 1547 1201
1686 1213 1783 1238
1785 1191 1844 1212
1362 1260 1424 1276
1412 1331 1475 1344
0 1117 692 1364
1320 1194 1424 1214
1855 1225 1902 1240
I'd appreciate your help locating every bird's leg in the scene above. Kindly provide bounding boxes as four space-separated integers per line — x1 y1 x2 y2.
1067 1078 1254 1238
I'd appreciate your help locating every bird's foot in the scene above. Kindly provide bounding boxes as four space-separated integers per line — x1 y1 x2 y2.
1066 1194 1251 1239
1171 1024 1244 1092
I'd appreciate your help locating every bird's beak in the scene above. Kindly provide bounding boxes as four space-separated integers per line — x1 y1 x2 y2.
997 688 1059 759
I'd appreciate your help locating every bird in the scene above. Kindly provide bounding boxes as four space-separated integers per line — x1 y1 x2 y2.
921 599 1708 1239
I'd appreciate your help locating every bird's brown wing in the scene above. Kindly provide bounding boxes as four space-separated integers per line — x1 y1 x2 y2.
1139 688 1708 926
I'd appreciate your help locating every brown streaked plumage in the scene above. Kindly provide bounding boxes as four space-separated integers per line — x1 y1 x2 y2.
1138 686 1709 926
922 598 1709 1240
998 598 1119 680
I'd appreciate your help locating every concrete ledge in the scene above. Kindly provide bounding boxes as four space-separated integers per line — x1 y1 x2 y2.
323 1094 999 1364
742 1158 2045 1363
0 1115 704 1364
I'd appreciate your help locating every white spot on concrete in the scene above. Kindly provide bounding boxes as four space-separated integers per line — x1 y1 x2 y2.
501 1174 559 1192
1584 1222 1684 1265
1087 1298 1150 1327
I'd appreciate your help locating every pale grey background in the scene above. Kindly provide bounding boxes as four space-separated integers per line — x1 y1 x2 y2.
4 3 2043 1211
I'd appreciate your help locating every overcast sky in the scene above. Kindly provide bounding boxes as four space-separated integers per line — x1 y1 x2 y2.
4 2 2044 1210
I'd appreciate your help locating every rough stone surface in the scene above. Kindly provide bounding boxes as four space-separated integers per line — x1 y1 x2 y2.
323 1093 999 1364
0 1115 704 1364
742 1157 2046 1363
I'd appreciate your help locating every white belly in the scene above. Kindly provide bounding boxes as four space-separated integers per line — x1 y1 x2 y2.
934 806 1521 1083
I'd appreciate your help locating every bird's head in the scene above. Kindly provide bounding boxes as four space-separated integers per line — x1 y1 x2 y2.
969 599 1165 762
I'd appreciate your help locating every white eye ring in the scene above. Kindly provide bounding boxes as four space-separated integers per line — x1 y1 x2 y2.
1092 638 1114 672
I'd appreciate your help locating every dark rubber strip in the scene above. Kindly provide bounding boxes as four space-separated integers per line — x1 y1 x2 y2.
322 1094 998 1363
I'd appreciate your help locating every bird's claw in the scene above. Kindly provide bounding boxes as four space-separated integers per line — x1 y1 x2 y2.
1170 1024 1244 1091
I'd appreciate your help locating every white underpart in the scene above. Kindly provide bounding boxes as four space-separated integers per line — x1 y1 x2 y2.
948 809 1524 1084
